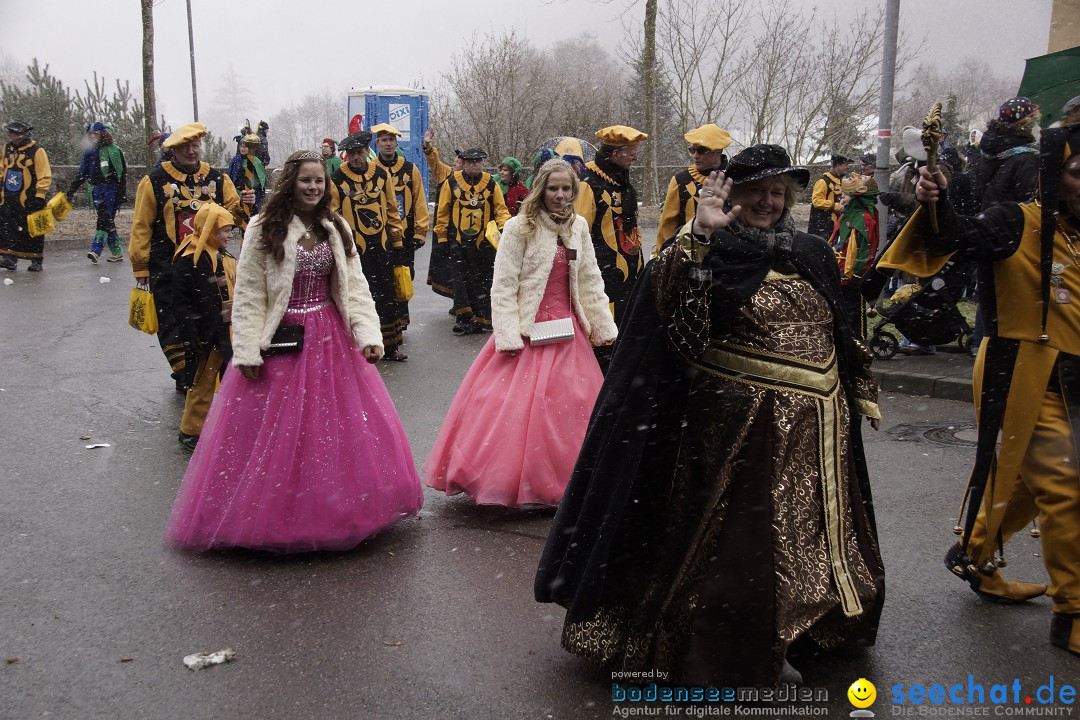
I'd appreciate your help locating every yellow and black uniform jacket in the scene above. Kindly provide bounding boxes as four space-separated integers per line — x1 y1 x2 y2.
128 162 241 279
879 197 1080 567
808 171 843 238
329 161 404 255
422 144 453 186
434 171 510 246
576 160 642 322
656 165 708 253
375 153 430 247
1 140 51 210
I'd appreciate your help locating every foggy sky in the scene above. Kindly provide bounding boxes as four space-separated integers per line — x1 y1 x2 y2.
1 0 1055 136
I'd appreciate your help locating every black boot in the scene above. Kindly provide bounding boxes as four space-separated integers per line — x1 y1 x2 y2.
1050 613 1080 656
27 259 42 272
177 433 199 452
0 255 16 271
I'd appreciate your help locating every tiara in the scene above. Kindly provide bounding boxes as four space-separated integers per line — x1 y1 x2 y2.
291 150 323 162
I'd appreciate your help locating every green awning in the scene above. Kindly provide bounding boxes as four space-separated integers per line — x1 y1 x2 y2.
1018 44 1080 127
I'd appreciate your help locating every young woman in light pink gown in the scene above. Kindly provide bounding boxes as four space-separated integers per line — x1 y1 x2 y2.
423 159 618 507
166 150 422 553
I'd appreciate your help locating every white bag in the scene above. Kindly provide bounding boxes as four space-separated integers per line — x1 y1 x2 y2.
529 317 575 345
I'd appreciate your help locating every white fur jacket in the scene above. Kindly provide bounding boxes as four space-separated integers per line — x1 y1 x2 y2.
491 212 618 352
230 214 383 367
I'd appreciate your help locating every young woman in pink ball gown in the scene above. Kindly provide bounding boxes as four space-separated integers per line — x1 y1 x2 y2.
424 158 618 507
166 150 423 553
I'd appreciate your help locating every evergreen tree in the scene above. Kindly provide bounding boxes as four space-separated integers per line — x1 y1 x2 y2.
0 59 80 163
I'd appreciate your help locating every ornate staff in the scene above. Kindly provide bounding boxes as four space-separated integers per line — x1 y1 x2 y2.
921 102 943 232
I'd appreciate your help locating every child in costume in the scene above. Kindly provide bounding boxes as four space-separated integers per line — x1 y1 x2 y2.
172 202 236 451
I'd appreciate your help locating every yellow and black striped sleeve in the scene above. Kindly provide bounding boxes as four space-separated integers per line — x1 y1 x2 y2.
434 181 451 242
655 175 682 252
576 183 597 227
32 147 51 201
410 164 430 241
812 177 835 213
128 175 157 279
382 173 404 248
424 144 452 185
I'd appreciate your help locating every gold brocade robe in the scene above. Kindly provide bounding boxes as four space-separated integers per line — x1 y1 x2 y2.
561 231 882 684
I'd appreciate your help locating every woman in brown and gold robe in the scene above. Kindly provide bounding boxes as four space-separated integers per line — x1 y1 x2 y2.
536 145 885 687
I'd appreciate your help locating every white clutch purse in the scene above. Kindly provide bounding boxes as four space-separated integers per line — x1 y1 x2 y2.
529 317 575 345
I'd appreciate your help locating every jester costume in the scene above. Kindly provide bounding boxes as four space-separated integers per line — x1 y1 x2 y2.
68 126 127 261
0 127 51 270
423 143 457 298
830 176 879 338
129 158 240 384
433 169 510 331
227 149 266 231
374 151 430 285
656 166 708 253
576 158 643 325
808 170 843 239
877 124 1080 657
172 202 236 445
329 159 408 353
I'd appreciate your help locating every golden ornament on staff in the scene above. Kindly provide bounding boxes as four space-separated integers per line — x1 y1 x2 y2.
921 101 943 232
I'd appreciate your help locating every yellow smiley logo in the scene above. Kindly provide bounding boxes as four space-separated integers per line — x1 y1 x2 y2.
848 678 877 708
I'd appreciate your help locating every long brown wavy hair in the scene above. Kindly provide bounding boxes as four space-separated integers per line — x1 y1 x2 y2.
257 151 353 261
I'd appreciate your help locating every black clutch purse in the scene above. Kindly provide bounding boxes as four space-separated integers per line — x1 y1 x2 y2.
262 324 305 356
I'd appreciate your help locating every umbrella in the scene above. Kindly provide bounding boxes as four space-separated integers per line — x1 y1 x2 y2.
538 137 598 163
1017 44 1080 127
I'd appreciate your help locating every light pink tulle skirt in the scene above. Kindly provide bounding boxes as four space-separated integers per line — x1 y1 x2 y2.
166 305 423 553
423 312 603 507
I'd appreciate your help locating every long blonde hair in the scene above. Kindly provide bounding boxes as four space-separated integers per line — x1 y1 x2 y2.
517 158 579 233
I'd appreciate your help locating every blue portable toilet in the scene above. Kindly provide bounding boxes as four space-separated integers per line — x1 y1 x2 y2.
346 86 431 195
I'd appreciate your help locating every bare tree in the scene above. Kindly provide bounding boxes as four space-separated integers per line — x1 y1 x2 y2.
655 0 750 133
268 90 343 162
140 0 158 167
893 58 1018 142
431 30 629 169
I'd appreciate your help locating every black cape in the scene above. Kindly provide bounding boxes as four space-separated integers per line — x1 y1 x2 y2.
535 228 882 635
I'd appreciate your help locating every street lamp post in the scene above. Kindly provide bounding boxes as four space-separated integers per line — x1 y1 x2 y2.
875 0 901 230
186 0 199 121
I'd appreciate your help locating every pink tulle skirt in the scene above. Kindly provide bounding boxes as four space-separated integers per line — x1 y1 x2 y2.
422 313 603 507
166 305 423 553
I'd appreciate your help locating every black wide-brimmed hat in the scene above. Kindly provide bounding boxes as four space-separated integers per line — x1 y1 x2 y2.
725 144 809 189
339 130 372 151
459 147 487 161
5 121 32 133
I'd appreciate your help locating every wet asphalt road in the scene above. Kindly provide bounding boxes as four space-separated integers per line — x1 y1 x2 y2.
1 238 1076 720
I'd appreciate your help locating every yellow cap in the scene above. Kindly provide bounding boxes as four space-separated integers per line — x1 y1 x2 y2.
370 123 402 137
595 125 647 146
683 124 732 151
241 133 261 146
163 122 208 148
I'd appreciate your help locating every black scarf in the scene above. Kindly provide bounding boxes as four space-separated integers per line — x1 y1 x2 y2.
699 211 800 323
595 156 639 230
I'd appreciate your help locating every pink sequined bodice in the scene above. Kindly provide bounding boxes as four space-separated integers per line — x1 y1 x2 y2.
286 241 333 312
534 246 573 322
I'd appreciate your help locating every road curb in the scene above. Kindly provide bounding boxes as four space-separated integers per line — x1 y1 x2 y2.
875 368 972 402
